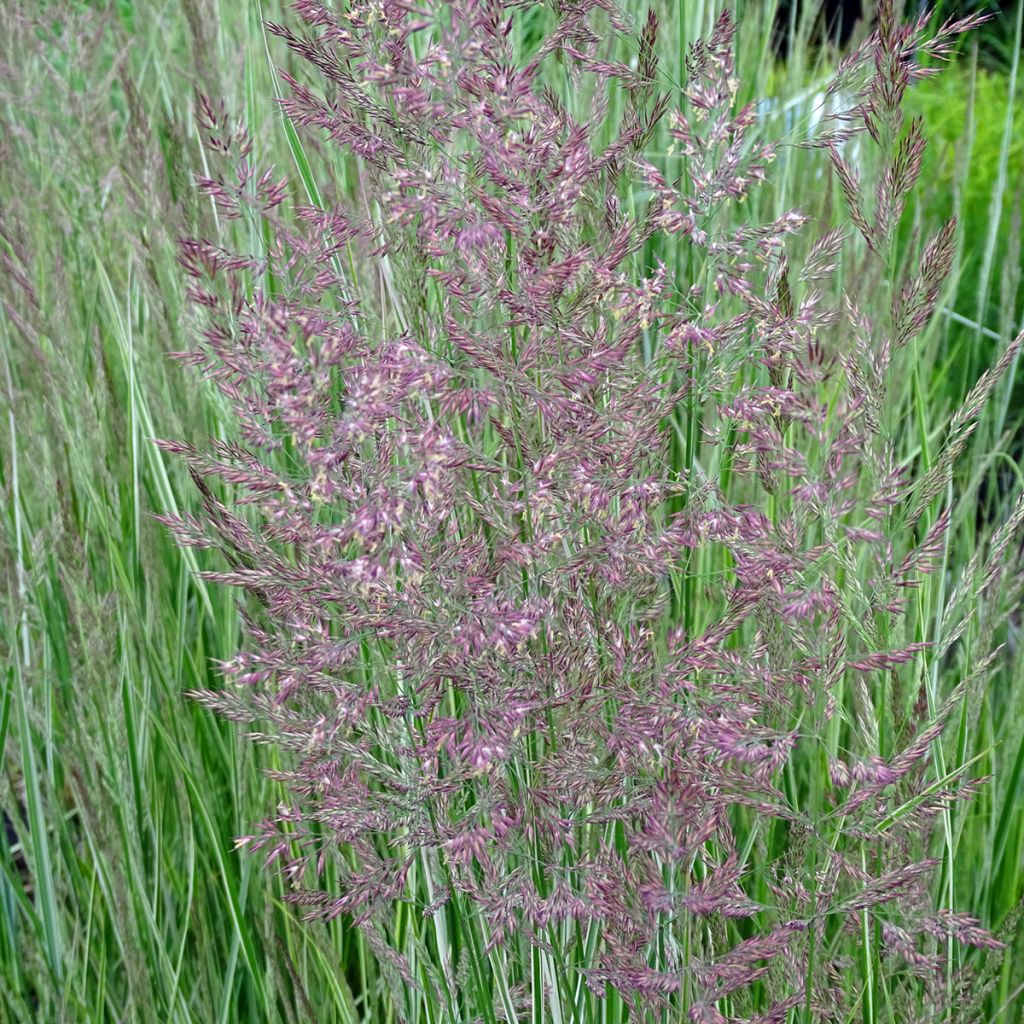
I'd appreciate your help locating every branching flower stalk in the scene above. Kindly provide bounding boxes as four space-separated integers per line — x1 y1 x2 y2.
159 2 1014 1020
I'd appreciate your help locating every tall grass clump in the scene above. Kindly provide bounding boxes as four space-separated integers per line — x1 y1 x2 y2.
158 1 1021 1021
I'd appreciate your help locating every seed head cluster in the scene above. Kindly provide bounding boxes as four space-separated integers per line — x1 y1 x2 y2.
161 1 1004 1018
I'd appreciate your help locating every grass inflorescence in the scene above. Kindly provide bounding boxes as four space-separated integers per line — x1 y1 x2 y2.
2 2 1024 1023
